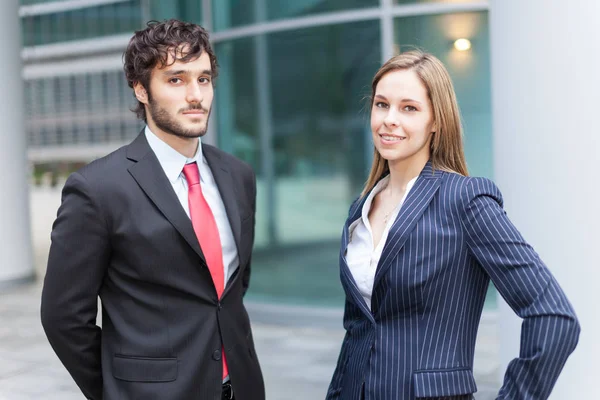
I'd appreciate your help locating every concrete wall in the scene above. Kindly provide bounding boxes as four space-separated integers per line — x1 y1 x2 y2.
0 0 34 286
490 0 600 397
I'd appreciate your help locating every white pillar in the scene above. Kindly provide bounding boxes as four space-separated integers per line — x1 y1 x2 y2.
490 0 599 398
0 0 34 287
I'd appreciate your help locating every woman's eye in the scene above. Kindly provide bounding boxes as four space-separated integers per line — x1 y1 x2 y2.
375 102 388 109
403 105 417 112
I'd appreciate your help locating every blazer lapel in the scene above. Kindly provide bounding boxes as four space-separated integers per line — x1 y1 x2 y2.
340 195 367 254
202 145 242 262
126 132 206 263
339 195 376 322
373 161 441 289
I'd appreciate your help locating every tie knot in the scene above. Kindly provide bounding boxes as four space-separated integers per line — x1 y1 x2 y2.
182 162 200 186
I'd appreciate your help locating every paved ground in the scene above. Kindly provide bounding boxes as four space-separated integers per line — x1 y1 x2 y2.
0 185 501 399
0 283 499 400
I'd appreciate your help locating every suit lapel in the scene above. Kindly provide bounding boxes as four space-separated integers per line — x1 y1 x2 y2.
339 194 376 322
373 161 441 289
126 132 206 263
202 145 242 263
340 195 367 254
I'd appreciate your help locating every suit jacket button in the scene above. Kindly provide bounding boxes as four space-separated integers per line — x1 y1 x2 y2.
212 349 222 361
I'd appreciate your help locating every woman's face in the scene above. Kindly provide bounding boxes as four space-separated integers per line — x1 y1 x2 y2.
371 69 436 168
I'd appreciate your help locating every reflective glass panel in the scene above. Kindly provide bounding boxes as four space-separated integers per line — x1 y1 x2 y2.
148 0 203 24
395 12 493 179
212 0 379 31
25 71 141 147
214 20 380 306
21 0 142 46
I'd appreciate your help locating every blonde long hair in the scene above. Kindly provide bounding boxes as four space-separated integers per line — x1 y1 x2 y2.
361 50 468 197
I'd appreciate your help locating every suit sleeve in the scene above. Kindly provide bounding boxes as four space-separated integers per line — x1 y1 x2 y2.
242 167 257 296
41 172 110 400
461 177 580 399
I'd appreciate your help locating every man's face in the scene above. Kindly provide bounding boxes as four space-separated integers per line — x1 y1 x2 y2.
136 50 214 139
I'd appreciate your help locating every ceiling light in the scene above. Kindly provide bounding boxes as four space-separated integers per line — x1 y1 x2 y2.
454 38 471 51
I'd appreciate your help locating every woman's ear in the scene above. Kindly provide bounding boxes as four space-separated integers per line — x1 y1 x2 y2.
133 82 148 104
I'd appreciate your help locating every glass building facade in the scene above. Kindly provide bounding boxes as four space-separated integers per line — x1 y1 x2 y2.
21 0 493 308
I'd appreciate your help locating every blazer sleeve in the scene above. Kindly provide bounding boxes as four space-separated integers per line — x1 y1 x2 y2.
460 177 580 399
41 171 110 400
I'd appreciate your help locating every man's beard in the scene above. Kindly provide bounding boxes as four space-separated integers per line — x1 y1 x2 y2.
147 95 210 139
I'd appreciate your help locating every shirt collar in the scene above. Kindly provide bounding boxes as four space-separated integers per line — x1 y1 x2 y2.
144 126 204 184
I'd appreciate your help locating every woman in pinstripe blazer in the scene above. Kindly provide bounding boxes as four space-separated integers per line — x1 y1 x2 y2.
326 51 580 400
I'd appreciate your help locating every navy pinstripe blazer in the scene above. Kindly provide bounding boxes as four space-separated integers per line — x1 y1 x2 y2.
326 161 580 400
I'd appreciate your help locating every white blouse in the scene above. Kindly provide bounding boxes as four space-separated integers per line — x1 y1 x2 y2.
345 175 417 310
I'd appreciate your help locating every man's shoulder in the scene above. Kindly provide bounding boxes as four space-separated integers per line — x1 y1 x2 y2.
203 143 254 177
76 144 130 180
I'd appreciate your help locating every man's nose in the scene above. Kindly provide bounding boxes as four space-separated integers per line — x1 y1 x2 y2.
186 82 203 104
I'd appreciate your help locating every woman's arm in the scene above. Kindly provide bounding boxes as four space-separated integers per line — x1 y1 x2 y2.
461 177 580 399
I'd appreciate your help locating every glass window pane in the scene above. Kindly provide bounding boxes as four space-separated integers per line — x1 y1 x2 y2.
26 71 141 148
395 11 492 179
20 0 75 4
20 0 55 4
212 0 379 31
215 20 380 306
21 1 142 46
149 0 203 24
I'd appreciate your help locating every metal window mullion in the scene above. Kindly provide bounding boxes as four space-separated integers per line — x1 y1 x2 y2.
380 0 395 64
211 7 382 43
202 0 213 32
23 53 124 80
390 2 489 18
202 0 218 147
254 0 277 245
19 0 131 18
22 33 132 62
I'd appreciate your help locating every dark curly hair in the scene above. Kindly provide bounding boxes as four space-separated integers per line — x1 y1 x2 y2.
123 19 218 121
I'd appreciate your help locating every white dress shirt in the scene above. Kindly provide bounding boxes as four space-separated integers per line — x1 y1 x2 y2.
345 175 417 310
145 127 239 284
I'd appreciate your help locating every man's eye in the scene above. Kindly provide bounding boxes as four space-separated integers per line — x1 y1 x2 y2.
199 77 211 84
169 78 182 84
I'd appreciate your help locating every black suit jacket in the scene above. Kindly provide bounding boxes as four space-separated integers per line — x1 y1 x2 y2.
41 132 265 400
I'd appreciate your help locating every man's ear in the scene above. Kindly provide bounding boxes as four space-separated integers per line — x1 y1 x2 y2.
133 82 149 105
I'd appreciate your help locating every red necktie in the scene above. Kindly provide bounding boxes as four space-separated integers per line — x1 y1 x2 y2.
182 162 228 379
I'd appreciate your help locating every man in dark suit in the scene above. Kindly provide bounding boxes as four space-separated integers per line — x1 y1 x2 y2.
41 19 264 400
